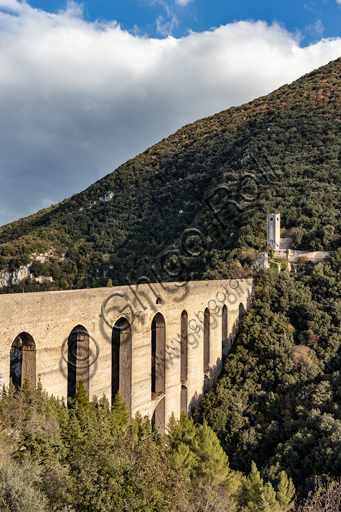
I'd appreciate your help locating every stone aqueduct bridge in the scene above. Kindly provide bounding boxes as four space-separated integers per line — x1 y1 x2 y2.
0 278 253 433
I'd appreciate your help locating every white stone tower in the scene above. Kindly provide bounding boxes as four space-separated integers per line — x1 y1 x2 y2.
267 213 280 250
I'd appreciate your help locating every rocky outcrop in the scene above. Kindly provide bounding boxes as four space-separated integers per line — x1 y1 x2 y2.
0 265 32 287
0 264 53 288
34 276 53 284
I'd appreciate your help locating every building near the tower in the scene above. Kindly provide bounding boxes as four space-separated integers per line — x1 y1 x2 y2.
254 252 269 271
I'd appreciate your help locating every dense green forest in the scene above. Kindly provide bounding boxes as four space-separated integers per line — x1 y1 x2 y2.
201 249 341 508
0 380 296 511
1 57 341 291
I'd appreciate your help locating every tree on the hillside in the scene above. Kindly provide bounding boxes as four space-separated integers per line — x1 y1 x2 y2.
67 379 90 411
192 420 232 487
239 461 294 512
166 412 197 474
111 391 129 429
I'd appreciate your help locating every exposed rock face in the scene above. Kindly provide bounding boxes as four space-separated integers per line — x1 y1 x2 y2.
0 265 32 287
0 264 53 288
34 276 53 284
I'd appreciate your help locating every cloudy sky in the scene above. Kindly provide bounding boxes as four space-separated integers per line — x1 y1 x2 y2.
1 0 341 225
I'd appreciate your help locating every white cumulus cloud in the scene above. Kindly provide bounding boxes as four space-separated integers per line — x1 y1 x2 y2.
0 1 340 224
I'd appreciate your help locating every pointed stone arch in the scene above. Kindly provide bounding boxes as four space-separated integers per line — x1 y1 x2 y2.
151 312 166 434
222 304 228 355
67 325 89 399
180 310 188 414
112 317 132 416
203 308 210 373
10 332 36 389
239 303 245 324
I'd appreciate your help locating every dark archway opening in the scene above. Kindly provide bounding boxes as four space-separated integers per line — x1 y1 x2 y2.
239 303 245 324
112 317 132 416
10 332 36 389
67 325 89 400
203 308 210 373
222 305 228 356
180 310 188 414
151 313 166 434
156 297 162 304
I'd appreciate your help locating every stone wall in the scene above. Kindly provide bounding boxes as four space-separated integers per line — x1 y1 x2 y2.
287 250 330 263
0 278 254 432
274 249 330 263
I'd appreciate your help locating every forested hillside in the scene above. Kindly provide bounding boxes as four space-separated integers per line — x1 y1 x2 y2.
201 249 341 502
1 57 341 291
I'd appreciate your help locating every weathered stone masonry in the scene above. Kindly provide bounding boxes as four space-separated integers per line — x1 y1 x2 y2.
0 278 253 434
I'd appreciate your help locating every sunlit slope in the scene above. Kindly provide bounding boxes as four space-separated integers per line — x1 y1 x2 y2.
1 57 341 291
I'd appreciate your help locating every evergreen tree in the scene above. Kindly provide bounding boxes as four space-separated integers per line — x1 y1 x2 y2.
21 374 32 399
276 471 295 510
111 391 128 429
67 379 90 412
239 462 294 512
166 412 197 474
62 409 83 451
192 420 232 487
32 377 46 414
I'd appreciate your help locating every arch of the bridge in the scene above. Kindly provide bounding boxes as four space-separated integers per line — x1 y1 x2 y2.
239 303 246 323
222 304 228 354
67 324 90 400
10 332 36 389
180 310 188 414
112 317 132 416
151 312 166 434
203 308 210 374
